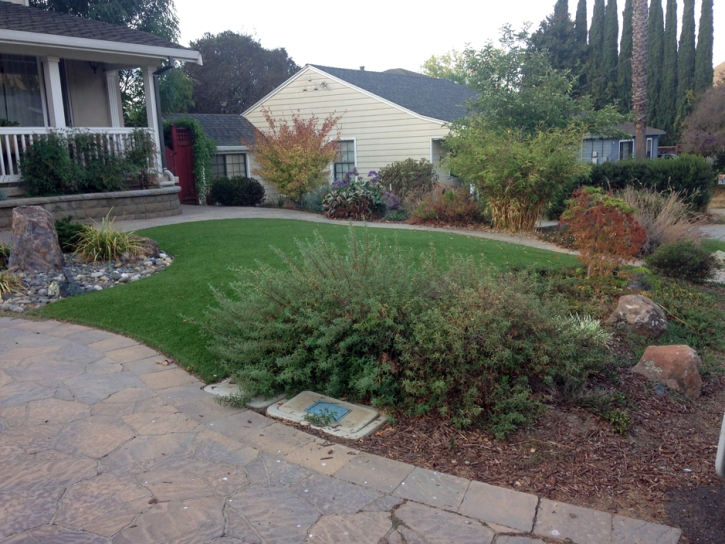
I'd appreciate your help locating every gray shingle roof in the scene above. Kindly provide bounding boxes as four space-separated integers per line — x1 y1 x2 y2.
0 2 187 50
311 65 478 122
585 122 666 139
165 114 257 147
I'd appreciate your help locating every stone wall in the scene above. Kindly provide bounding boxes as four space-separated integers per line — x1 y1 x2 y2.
0 187 182 230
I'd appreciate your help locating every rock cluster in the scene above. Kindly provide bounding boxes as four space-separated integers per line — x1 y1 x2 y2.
1 251 173 313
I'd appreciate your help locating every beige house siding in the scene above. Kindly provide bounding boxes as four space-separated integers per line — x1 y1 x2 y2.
243 67 453 187
65 59 112 127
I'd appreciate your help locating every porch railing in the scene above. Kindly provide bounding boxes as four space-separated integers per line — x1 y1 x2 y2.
0 127 155 186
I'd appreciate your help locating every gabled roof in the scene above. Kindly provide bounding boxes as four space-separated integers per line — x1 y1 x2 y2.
0 2 200 63
165 114 257 147
585 122 666 139
309 65 477 123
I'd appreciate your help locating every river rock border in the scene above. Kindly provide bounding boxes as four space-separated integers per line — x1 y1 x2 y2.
0 187 182 229
1 251 173 313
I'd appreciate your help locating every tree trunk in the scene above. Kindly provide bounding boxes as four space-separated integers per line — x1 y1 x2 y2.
632 0 648 161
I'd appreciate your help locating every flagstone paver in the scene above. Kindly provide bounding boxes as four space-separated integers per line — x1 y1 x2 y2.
0 318 684 543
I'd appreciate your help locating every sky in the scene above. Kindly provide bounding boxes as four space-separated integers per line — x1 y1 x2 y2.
174 0 723 74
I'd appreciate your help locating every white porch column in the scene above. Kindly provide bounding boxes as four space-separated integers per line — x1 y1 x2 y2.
105 70 123 128
142 66 162 172
42 56 65 128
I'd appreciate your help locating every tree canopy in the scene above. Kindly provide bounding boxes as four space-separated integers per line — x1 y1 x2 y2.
681 84 725 170
185 31 299 115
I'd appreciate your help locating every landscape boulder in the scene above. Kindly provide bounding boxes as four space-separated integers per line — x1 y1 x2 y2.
8 206 64 272
130 236 160 258
631 345 703 398
606 294 668 338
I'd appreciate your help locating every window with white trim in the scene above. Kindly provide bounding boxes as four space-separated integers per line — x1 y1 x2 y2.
211 153 248 178
334 140 355 181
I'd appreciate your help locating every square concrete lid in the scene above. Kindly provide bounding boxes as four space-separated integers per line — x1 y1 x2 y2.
267 391 384 440
203 379 285 410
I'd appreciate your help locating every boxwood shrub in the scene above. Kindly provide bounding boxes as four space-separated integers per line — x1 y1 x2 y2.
209 176 265 206
645 240 717 283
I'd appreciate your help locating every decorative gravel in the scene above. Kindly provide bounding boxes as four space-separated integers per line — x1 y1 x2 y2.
1 251 173 313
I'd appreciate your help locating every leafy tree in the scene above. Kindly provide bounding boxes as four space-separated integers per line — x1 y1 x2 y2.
632 0 648 160
602 0 620 104
185 31 299 114
646 0 664 128
588 0 607 107
660 0 678 143
617 0 634 113
678 0 697 122
530 1 580 77
694 0 714 94
248 109 342 202
681 84 725 170
420 49 470 85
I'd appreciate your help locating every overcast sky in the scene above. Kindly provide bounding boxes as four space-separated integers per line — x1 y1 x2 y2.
174 0 723 74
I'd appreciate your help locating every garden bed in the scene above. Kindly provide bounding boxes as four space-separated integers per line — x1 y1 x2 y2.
0 187 182 229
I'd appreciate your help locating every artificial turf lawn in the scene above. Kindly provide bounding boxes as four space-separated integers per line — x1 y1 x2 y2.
37 219 579 382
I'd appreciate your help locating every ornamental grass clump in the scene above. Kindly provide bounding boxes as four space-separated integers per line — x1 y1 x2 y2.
74 212 143 262
0 270 22 295
203 228 609 437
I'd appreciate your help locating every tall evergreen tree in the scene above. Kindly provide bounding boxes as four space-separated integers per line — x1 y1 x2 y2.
646 0 664 127
602 0 620 103
678 0 697 121
633 0 649 160
530 0 577 73
617 0 634 112
660 0 678 142
588 0 607 106
575 0 589 91
694 0 714 94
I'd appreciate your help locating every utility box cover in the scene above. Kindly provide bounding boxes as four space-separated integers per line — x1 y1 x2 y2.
203 379 285 411
267 391 385 439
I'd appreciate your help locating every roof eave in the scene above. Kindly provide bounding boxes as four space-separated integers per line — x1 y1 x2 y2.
0 29 202 65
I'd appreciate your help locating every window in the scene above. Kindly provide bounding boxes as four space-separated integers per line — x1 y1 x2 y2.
646 138 653 159
619 140 634 161
0 54 44 126
210 153 248 178
334 140 355 180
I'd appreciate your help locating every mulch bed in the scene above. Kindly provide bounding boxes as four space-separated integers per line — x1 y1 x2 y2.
288 367 725 542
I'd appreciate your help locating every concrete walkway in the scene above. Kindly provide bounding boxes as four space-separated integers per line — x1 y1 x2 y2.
0 317 682 543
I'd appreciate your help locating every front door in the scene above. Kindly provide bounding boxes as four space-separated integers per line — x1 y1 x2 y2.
167 125 197 205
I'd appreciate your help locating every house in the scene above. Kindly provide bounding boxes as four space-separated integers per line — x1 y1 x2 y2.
242 64 478 196
0 0 201 196
581 123 666 164
715 61 725 85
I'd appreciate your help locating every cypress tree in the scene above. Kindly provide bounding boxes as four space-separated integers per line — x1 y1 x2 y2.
602 0 619 103
617 0 634 112
574 0 589 92
694 0 714 94
588 0 607 106
678 0 696 120
646 0 664 126
660 0 678 142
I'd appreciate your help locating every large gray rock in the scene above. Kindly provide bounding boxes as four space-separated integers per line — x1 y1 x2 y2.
632 345 703 398
8 206 64 272
606 294 668 338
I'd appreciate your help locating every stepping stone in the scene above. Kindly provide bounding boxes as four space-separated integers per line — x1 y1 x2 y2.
266 391 385 439
203 379 285 411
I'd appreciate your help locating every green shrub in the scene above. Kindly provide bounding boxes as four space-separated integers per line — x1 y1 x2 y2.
19 133 79 196
377 158 438 202
203 229 609 437
74 212 143 262
548 155 715 218
209 176 265 207
384 209 409 222
300 184 331 212
410 185 486 224
322 180 387 220
54 216 85 253
645 240 717 283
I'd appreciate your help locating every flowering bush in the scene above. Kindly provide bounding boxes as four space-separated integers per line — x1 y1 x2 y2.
410 185 486 225
561 187 647 277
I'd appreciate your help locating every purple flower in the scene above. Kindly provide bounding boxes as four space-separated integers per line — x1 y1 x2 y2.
382 191 400 210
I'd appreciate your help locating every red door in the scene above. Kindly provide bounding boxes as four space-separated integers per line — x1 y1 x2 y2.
166 126 197 205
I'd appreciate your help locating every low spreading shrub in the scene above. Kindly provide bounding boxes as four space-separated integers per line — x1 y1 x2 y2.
322 173 387 220
620 186 700 256
645 240 717 283
410 185 486 225
203 229 610 437
377 158 438 203
54 216 85 253
562 187 647 277
300 184 331 212
209 176 265 206
548 155 715 218
74 212 143 262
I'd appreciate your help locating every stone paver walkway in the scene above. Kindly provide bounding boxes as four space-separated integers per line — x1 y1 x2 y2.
0 317 683 543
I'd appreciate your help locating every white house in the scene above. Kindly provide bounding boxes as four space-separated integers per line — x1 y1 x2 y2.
0 0 201 195
242 64 478 197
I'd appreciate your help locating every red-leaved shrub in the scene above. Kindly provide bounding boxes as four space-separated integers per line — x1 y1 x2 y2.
410 185 485 225
561 187 647 277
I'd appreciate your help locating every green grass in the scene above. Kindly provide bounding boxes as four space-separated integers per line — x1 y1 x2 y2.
36 219 578 382
703 239 725 253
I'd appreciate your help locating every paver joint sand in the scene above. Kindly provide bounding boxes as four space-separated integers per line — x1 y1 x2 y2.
0 316 682 543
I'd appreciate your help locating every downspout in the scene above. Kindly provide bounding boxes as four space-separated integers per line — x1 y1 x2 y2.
153 58 174 171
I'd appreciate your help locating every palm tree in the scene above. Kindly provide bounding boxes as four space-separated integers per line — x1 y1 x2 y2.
632 0 648 160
